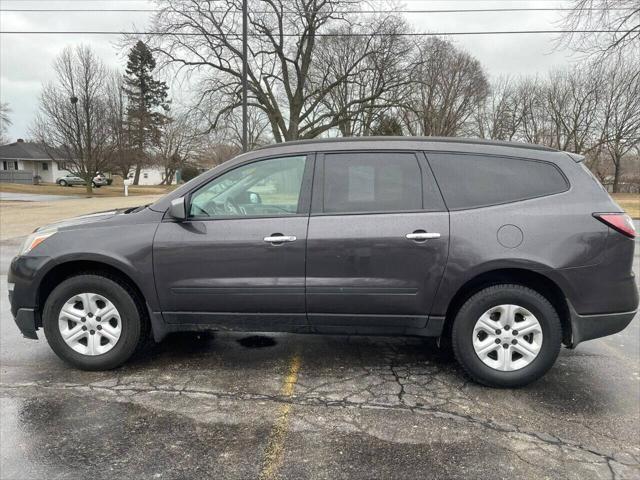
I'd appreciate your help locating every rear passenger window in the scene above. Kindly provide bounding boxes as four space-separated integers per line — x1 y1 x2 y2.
427 153 569 210
322 153 422 214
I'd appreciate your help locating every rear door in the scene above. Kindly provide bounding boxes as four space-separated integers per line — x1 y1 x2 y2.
305 151 450 333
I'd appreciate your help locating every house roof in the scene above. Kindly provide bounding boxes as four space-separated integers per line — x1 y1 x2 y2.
0 141 52 161
0 140 72 161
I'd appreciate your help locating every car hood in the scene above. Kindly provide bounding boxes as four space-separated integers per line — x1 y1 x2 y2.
36 208 129 232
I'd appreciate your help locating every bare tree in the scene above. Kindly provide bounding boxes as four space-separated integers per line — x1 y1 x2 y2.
557 0 640 57
194 136 241 169
0 102 12 144
598 55 640 192
400 37 489 137
150 0 410 142
314 15 411 137
471 77 526 141
154 111 200 184
543 64 603 153
32 46 113 194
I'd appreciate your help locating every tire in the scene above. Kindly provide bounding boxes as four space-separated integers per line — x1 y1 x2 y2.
58 180 67 187
43 274 147 370
451 284 562 388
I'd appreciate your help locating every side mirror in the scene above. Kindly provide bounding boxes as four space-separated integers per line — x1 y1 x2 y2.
168 197 187 220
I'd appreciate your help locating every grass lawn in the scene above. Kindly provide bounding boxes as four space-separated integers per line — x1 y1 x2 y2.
0 182 175 197
612 193 640 219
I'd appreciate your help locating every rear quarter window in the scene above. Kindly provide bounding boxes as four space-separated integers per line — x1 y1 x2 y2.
427 153 569 210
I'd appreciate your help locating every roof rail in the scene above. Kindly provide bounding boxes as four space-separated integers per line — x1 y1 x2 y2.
255 136 558 153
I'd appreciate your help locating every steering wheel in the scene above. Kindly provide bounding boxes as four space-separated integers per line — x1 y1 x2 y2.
224 197 242 215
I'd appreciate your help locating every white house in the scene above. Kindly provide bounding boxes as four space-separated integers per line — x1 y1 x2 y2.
127 167 177 186
0 139 72 183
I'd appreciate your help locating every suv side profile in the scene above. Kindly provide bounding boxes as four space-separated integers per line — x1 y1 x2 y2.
9 138 638 387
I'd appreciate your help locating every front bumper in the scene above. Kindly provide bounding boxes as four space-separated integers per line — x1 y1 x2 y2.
567 304 637 348
8 254 52 340
13 308 39 340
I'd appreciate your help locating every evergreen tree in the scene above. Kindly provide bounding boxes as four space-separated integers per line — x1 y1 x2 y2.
371 114 403 136
124 40 170 184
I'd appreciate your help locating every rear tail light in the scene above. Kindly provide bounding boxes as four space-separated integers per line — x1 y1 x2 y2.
594 213 637 238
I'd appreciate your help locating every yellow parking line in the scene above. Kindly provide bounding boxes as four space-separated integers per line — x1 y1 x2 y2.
259 353 302 480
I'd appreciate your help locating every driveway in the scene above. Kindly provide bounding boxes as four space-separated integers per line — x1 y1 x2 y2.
0 229 638 479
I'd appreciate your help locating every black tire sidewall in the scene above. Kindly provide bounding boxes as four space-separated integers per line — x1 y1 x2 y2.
43 275 142 370
452 285 562 388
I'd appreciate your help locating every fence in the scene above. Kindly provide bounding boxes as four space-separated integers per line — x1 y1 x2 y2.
0 171 35 185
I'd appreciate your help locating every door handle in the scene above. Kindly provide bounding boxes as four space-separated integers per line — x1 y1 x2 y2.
264 234 297 243
406 232 441 241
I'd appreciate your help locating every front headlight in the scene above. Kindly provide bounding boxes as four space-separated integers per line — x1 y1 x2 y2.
19 228 57 255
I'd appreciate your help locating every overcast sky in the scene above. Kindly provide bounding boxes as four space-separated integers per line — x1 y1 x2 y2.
1 0 582 141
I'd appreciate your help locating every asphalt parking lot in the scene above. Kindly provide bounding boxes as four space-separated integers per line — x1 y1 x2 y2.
1 228 639 480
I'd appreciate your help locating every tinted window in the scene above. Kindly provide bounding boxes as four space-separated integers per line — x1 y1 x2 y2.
427 153 569 210
323 153 423 214
189 156 306 217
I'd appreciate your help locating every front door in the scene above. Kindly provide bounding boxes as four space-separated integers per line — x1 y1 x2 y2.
305 151 449 334
153 155 313 331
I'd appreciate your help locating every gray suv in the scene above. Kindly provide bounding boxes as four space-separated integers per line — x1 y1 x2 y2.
8 138 638 387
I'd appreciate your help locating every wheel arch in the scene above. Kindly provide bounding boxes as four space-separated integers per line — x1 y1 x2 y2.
37 260 151 330
442 268 572 346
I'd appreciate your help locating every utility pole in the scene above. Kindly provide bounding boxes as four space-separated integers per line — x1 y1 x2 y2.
242 0 248 152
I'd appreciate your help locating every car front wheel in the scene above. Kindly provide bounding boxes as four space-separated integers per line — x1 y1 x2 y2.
58 180 67 186
43 274 146 370
451 284 562 388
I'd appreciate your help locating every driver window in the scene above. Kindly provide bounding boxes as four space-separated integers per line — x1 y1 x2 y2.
189 156 307 218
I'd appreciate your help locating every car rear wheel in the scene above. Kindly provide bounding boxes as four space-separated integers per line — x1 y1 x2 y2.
451 284 562 388
43 274 146 370
58 179 67 186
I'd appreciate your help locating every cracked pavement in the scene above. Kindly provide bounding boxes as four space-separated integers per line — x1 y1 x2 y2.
1 235 639 479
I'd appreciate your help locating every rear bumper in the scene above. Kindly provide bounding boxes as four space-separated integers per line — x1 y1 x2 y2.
567 304 636 348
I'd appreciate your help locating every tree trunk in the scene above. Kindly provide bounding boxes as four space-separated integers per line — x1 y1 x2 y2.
612 160 622 193
133 164 142 185
160 166 175 185
84 176 93 195
120 164 132 181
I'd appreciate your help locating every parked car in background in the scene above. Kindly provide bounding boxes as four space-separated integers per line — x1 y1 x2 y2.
9 137 638 387
56 173 108 188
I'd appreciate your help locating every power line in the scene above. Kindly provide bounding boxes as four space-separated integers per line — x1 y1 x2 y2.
0 30 632 36
0 0 579 2
0 7 632 13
